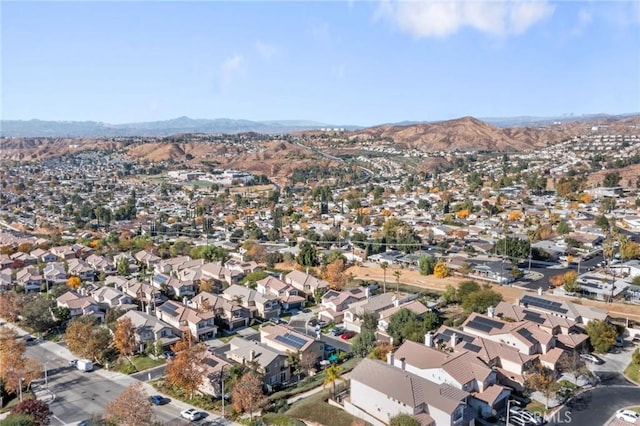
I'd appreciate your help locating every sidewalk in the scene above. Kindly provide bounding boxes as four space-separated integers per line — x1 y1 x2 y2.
2 320 241 426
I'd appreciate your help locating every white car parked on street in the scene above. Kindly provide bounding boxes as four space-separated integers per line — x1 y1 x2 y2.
616 409 640 424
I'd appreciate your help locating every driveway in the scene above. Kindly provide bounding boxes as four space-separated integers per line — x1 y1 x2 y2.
588 341 635 385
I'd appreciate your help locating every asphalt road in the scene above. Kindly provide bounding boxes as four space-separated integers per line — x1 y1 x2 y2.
547 386 640 426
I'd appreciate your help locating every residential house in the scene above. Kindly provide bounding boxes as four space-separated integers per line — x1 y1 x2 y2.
118 310 181 353
10 252 37 267
260 324 324 365
391 339 510 417
91 286 138 311
67 258 95 281
317 287 368 324
156 300 217 341
284 270 329 300
345 358 476 426
56 291 105 323
113 252 140 274
516 294 608 325
86 254 116 275
377 300 430 334
50 245 76 260
134 249 161 268
201 262 242 289
187 292 250 331
343 292 419 333
197 353 232 398
152 274 196 298
119 279 166 308
223 284 281 320
15 267 42 292
225 259 261 278
226 337 290 389
256 276 306 311
30 248 58 263
43 263 68 288
0 270 12 291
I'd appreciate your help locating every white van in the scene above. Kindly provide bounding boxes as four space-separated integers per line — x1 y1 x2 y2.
76 359 94 372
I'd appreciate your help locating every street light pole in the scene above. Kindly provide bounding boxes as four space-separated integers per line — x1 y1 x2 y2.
219 364 229 418
44 361 50 388
18 377 24 403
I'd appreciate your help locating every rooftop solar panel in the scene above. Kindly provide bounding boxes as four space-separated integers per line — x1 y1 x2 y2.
521 295 568 314
466 320 493 333
462 342 483 353
274 333 307 349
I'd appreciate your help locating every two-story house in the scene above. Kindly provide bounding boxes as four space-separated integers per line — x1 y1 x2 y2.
134 249 161 269
119 310 181 353
317 288 368 324
187 292 250 331
284 270 329 300
223 284 280 320
343 292 419 333
86 254 116 275
30 248 58 263
119 280 166 308
392 339 510 417
226 337 289 390
43 263 68 287
113 252 140 274
56 291 105 323
260 324 324 365
16 267 43 292
67 258 96 282
50 245 77 260
346 358 476 426
156 300 217 341
256 276 306 312
91 286 138 311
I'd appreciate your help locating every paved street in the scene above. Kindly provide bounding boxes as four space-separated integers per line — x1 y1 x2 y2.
548 386 640 426
1 321 239 426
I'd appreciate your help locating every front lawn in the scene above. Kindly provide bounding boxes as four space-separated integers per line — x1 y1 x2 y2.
115 355 165 374
526 400 550 416
284 389 359 426
149 379 216 411
625 361 640 383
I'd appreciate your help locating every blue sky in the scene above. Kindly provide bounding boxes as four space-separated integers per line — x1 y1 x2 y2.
2 1 639 126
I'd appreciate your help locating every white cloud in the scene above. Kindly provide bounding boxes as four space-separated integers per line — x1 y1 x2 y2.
375 0 554 38
217 54 246 91
571 7 593 36
255 40 278 60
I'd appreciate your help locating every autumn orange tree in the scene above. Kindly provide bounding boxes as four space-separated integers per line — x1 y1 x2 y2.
433 262 449 279
113 317 137 359
67 276 81 290
164 334 205 398
324 258 346 290
105 382 154 426
64 317 111 362
0 327 42 394
0 292 25 322
231 370 264 420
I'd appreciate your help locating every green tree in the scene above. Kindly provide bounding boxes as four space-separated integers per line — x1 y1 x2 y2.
584 320 618 353
296 242 318 267
351 329 377 358
381 262 389 293
387 309 439 345
21 296 57 333
322 365 346 399
0 414 37 426
461 288 503 314
418 255 436 275
556 220 571 235
442 284 459 304
457 280 481 300
389 414 421 426
116 257 130 276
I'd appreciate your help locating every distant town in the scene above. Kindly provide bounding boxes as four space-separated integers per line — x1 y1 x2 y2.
1 115 640 426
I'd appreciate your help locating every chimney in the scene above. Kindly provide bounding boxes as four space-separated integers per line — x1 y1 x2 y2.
306 267 309 275
182 296 188 306
515 298 520 307
400 357 406 371
425 332 433 347
450 332 458 348
393 296 400 308
249 350 256 362
365 286 371 299
279 273 284 281
537 287 543 296
145 304 151 315
387 351 395 366
487 305 495 318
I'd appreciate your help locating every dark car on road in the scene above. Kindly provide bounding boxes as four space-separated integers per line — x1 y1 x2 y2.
150 395 170 405
331 327 345 336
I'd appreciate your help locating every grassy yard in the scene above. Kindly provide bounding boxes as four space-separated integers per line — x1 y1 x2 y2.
268 357 360 403
116 355 165 374
149 379 216 411
526 400 550 416
284 389 360 426
0 392 35 414
625 361 640 383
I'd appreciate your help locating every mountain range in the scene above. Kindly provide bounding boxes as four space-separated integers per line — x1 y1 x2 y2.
2 113 637 138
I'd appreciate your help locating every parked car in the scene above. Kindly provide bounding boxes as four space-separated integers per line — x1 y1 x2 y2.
180 408 205 421
149 395 170 405
163 350 175 359
615 409 640 423
632 334 640 345
317 320 328 328
69 359 78 367
340 331 356 340
331 327 345 336
76 359 94 372
580 353 602 364
616 336 625 347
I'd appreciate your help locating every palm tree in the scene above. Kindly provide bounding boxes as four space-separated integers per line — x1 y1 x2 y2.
381 262 389 293
323 364 346 399
393 270 402 295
